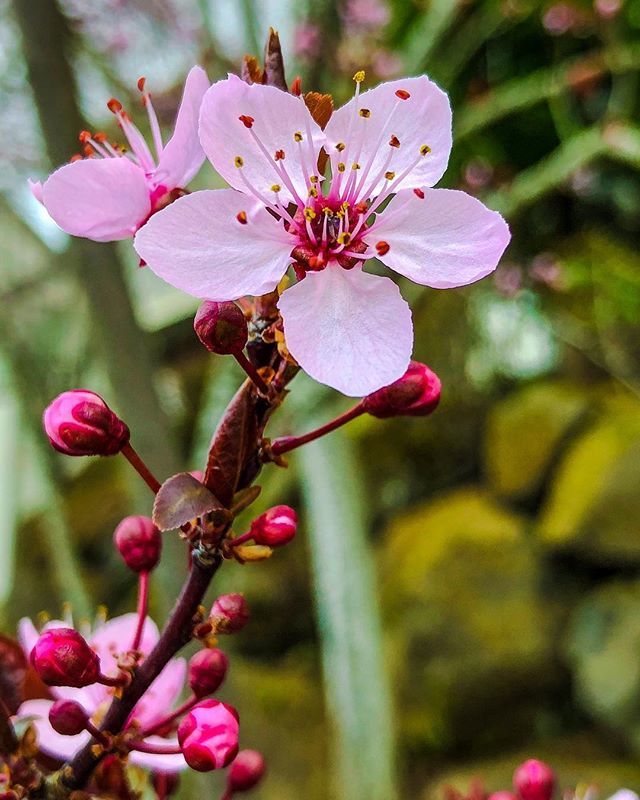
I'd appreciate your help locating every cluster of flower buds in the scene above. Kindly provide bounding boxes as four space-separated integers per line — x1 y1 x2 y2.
487 759 555 800
177 699 240 771
43 390 129 457
114 515 162 573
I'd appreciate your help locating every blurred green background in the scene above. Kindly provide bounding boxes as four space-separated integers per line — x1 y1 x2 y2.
1 0 640 798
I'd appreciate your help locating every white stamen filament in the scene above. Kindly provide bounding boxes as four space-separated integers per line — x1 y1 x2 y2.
350 99 402 202
115 112 155 172
142 93 164 161
246 126 306 208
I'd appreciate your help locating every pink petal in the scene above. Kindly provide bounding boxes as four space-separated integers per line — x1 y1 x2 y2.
130 736 187 771
41 158 151 242
325 76 452 199
129 658 187 729
199 74 324 204
134 189 291 300
90 614 159 676
156 65 210 189
370 188 510 288
15 699 91 760
28 179 44 204
278 267 412 396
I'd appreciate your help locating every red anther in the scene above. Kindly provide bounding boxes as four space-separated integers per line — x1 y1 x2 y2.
413 188 425 199
93 132 107 143
78 130 92 143
291 76 302 96
389 135 400 148
395 89 411 100
236 211 248 225
354 201 369 215
375 241 390 256
274 149 285 161
107 98 123 113
70 154 83 162
83 145 95 157
137 76 146 92
308 254 326 270
239 115 255 128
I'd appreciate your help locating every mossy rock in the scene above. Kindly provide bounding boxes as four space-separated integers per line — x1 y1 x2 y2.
565 580 640 749
381 488 560 754
483 381 588 501
537 395 640 563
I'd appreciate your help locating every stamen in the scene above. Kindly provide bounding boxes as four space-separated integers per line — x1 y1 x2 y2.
359 108 371 118
337 163 346 172
395 89 411 100
303 207 316 221
385 171 395 180
376 241 390 256
353 70 366 83
275 149 285 160
271 184 282 192
420 144 432 156
245 125 306 207
291 76 302 96
337 232 351 246
108 99 155 172
389 135 400 148
414 188 425 199
336 143 346 152
239 115 255 128
138 78 164 161
237 211 248 224
107 98 123 113
235 156 245 168
351 163 360 170
294 131 303 142
310 175 319 184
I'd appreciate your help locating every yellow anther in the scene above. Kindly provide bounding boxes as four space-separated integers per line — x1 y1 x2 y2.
420 144 432 156
384 171 396 180
359 108 371 118
351 162 360 170
294 131 303 142
310 175 319 184
271 184 282 192
308 187 318 198
341 201 349 210
234 155 244 168
337 162 346 172
303 207 317 221
353 70 366 83
322 206 332 214
336 142 346 152
337 232 352 246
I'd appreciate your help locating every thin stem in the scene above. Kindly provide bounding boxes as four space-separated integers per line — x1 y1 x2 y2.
233 352 272 396
85 720 111 750
121 443 162 493
131 571 150 652
127 739 182 755
270 404 365 456
97 672 129 688
140 695 199 738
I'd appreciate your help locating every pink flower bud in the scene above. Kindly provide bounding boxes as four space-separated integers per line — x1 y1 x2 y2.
361 361 441 419
48 699 89 736
177 699 239 771
30 628 100 688
188 649 229 698
489 793 518 800
194 301 248 355
43 390 130 457
227 749 266 793
114 515 162 573
210 594 250 634
513 759 555 800
249 505 297 548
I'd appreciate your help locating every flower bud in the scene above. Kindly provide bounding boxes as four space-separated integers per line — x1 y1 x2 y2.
30 628 100 688
513 759 554 800
114 515 162 573
227 749 266 793
249 505 297 548
489 793 518 800
361 361 441 419
194 301 248 355
177 699 239 771
48 699 89 736
43 390 130 457
210 594 250 634
152 772 180 798
188 649 229 698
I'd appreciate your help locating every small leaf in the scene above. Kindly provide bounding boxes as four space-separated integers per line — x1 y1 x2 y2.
153 472 222 531
263 27 287 91
304 92 334 129
241 55 263 85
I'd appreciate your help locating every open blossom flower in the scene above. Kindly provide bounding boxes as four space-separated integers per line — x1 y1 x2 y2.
134 71 510 396
15 615 187 771
30 66 209 242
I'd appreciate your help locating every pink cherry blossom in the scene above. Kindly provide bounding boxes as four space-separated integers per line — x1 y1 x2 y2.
134 72 510 396
31 66 209 242
15 614 187 772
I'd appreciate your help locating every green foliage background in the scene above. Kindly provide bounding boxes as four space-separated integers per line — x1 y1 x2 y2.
1 0 640 797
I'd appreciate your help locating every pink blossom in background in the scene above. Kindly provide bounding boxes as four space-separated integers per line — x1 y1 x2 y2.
293 22 322 60
342 0 390 33
134 73 510 396
15 615 187 771
30 66 209 242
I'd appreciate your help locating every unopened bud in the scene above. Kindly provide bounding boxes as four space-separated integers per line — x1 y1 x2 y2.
361 361 441 419
210 594 250 634
43 390 129 457
31 628 100 688
177 699 239 771
228 749 266 793
513 759 554 800
249 505 297 548
188 649 229 698
194 301 248 355
48 699 89 736
114 515 162 573
152 773 180 797
489 793 518 800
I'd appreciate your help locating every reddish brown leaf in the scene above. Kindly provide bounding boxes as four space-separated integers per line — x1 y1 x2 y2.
241 55 263 85
304 92 334 129
153 473 222 531
263 27 287 91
